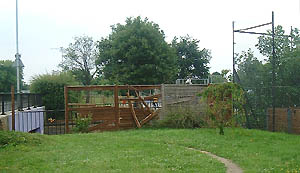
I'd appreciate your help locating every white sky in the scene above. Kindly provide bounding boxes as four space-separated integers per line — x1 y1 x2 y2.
0 0 300 83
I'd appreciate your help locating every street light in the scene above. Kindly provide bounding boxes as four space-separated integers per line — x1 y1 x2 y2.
14 0 24 110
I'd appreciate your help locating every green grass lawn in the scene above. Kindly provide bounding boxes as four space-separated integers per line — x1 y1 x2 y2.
1 128 300 173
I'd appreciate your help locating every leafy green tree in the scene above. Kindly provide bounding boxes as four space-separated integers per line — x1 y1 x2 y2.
236 49 266 87
236 26 300 129
0 60 16 92
256 25 300 64
30 71 78 110
201 83 246 135
235 49 269 128
210 70 230 84
275 48 300 107
59 36 98 86
96 16 177 85
172 36 211 79
255 26 300 107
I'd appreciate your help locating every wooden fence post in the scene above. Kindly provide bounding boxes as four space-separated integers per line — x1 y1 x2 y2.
11 85 15 131
64 86 69 133
160 84 165 120
287 108 293 133
114 85 120 129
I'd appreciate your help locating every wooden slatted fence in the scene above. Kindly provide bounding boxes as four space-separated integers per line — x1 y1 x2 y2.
64 85 161 133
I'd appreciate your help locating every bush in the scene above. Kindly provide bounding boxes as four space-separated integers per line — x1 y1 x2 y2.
30 71 78 110
200 82 246 135
72 113 92 133
0 130 42 148
156 107 206 128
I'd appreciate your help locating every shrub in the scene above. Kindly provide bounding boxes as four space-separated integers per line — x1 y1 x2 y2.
200 82 246 135
156 107 206 128
72 113 92 133
30 71 78 110
0 130 42 148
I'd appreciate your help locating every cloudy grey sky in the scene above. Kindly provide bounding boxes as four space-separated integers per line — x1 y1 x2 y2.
0 0 300 83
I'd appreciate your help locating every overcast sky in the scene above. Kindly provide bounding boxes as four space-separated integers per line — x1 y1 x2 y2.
0 0 300 83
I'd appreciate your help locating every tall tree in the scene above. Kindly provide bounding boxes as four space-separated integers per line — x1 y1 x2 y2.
96 16 177 85
0 60 17 92
172 36 211 79
30 71 78 110
256 25 300 64
59 36 98 85
235 49 269 129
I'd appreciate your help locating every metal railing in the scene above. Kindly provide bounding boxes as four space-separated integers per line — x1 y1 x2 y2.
0 93 42 115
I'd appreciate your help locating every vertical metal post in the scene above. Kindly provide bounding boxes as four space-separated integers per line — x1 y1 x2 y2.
271 11 276 132
15 0 22 111
33 94 37 108
232 21 235 83
1 94 5 115
27 94 31 110
232 21 236 121
16 0 19 55
19 93 23 111
290 26 293 50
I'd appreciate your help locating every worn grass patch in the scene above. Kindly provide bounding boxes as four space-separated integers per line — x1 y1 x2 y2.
1 128 300 172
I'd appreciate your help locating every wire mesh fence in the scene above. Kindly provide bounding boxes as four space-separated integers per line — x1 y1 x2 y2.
235 62 300 133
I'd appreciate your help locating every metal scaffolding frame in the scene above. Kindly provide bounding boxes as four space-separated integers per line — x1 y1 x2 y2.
232 11 293 132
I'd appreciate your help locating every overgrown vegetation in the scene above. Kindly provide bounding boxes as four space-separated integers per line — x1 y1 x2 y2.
1 128 300 172
156 107 206 128
72 113 92 133
0 60 18 92
30 71 78 110
236 26 300 129
200 83 246 135
0 130 42 148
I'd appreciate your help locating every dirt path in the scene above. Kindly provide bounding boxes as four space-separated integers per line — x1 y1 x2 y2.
187 148 243 173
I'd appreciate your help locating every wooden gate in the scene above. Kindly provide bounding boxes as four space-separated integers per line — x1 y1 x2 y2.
64 85 161 133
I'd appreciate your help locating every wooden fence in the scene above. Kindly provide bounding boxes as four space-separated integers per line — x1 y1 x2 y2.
64 85 161 133
267 108 300 134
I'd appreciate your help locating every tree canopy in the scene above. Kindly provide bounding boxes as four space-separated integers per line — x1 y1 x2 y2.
256 25 300 64
235 25 300 128
172 36 211 79
59 36 98 86
0 60 17 92
30 71 78 110
96 16 178 85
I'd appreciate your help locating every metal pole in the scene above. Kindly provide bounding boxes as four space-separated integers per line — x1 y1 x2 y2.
16 0 19 54
232 21 235 83
15 0 21 110
271 11 276 132
1 94 5 115
232 21 235 122
27 94 31 110
290 26 293 50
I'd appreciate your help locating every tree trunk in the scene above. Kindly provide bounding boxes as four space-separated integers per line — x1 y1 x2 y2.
219 124 224 135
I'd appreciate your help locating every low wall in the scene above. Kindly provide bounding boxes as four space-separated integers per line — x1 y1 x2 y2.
0 107 44 134
267 108 300 134
160 84 207 119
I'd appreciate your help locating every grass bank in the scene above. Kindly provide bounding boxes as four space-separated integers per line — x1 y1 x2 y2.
1 128 300 172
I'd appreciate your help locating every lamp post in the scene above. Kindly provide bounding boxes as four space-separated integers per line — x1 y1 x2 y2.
15 0 24 110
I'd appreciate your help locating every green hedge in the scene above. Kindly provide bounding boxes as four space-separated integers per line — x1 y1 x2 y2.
30 72 78 110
